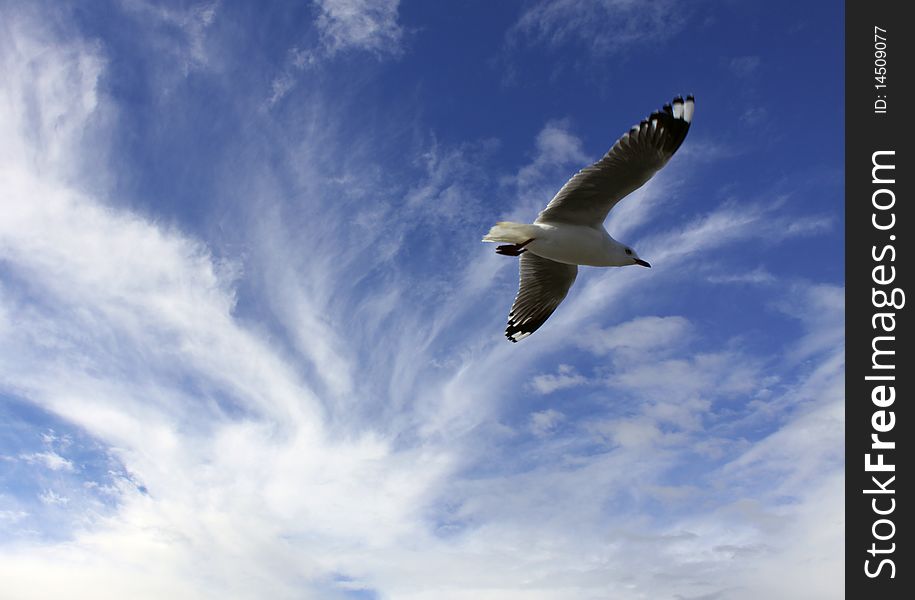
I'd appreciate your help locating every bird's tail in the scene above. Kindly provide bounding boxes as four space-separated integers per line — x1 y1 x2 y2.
482 221 539 244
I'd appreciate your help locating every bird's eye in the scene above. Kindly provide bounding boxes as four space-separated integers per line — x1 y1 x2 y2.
625 248 633 255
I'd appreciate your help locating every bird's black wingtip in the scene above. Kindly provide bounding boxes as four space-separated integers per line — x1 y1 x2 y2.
644 94 693 152
505 313 552 342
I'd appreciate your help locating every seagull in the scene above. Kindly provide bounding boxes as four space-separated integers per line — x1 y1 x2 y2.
483 95 695 342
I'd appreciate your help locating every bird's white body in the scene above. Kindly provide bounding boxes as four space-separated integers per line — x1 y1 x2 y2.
528 223 627 267
487 221 628 267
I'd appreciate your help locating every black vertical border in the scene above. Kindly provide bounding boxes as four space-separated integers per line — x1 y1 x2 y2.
847 0 911 597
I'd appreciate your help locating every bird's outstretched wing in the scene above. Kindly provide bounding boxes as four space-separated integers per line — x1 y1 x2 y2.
535 95 694 227
506 253 578 342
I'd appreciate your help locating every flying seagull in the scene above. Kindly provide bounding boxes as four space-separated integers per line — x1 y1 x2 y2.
483 95 695 342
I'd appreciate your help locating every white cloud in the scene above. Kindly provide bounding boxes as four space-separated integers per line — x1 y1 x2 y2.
0 18 104 180
579 315 692 356
265 0 405 105
611 351 761 403
404 137 498 225
0 510 30 524
38 490 70 506
529 409 565 437
40 430 72 448
706 266 776 285
740 106 769 126
508 0 687 56
729 55 761 77
0 14 509 598
19 452 75 472
118 0 221 75
495 120 594 225
515 120 589 191
314 0 404 57
530 364 586 394
777 283 844 361
266 72 297 106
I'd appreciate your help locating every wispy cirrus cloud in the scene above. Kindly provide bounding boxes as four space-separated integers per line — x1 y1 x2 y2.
530 364 587 394
266 0 405 105
18 452 74 472
314 0 404 57
507 0 689 57
118 0 221 75
729 55 762 77
706 265 776 285
578 315 693 356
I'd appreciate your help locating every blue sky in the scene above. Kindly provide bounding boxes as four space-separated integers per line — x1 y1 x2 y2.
0 1 843 598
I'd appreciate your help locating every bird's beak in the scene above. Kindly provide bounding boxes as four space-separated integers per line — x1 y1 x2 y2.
634 258 651 268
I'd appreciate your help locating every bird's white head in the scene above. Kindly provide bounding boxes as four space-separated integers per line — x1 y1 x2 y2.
621 244 651 268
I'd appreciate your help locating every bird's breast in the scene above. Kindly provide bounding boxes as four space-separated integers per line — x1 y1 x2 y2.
527 223 624 267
